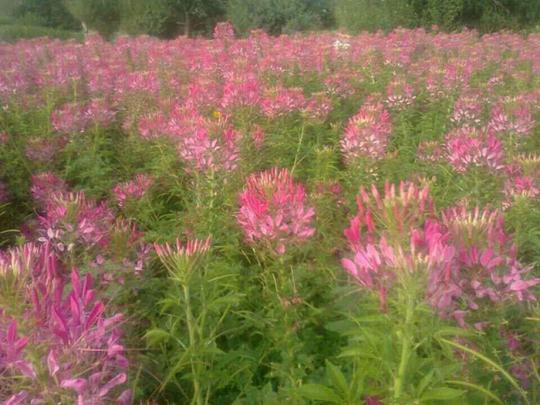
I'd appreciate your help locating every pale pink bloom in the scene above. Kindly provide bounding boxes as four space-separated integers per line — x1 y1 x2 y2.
503 176 540 208
417 140 444 163
237 168 315 255
489 104 534 137
221 77 261 110
261 87 306 118
25 136 66 163
251 125 265 150
213 21 235 41
304 92 332 120
445 127 504 172
113 174 154 208
31 173 68 207
385 77 415 110
341 99 392 162
451 92 484 127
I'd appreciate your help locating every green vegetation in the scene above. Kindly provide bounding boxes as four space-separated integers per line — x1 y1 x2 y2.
0 0 539 42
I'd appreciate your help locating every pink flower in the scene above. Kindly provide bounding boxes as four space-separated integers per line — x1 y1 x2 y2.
31 172 68 207
237 168 315 255
213 22 235 41
261 87 306 118
341 99 392 162
304 92 332 120
451 92 484 127
445 127 504 173
51 99 116 134
489 104 534 137
503 175 540 207
113 174 154 208
385 77 415 110
25 136 66 163
417 140 444 163
251 125 265 150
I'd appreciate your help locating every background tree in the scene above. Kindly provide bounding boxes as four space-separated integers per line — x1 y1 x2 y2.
14 0 79 30
63 0 121 37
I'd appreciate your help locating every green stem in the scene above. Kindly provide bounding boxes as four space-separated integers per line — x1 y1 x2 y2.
183 284 203 405
291 123 305 176
394 294 414 402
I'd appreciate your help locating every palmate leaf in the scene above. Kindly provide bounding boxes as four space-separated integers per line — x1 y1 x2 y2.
325 361 349 398
446 380 504 404
297 384 343 404
438 338 530 404
419 387 465 402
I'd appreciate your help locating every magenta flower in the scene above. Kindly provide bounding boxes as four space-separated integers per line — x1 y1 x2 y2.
385 77 415 110
221 77 261 110
31 172 68 207
304 92 332 120
261 87 306 118
0 319 36 379
451 92 484 127
341 99 392 162
489 103 534 137
417 140 444 163
113 174 154 208
177 123 240 174
445 127 504 173
213 21 235 41
38 191 115 253
25 136 66 163
237 168 315 255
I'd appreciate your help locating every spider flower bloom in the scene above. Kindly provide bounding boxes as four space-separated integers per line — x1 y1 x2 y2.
342 215 453 310
0 319 36 379
489 104 534 137
31 173 68 207
417 140 444 163
237 168 315 255
515 153 540 176
428 206 540 323
177 125 240 173
347 181 434 246
154 237 211 276
38 191 115 252
261 87 306 118
213 21 235 41
25 136 66 164
51 99 115 134
113 174 154 208
385 77 415 110
503 176 540 208
450 92 484 127
303 92 332 120
340 99 392 162
51 102 88 134
445 127 504 173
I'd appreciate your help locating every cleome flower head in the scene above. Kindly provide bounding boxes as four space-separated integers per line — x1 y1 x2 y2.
445 127 504 173
341 98 392 162
237 168 315 255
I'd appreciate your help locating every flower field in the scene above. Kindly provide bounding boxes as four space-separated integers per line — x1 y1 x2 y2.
1 24 540 404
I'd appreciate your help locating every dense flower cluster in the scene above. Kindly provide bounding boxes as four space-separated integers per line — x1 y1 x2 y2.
445 127 504 172
341 99 393 162
342 182 540 323
0 244 130 404
237 168 315 255
113 174 154 208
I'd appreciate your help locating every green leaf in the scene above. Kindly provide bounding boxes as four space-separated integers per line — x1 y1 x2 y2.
446 380 503 404
144 328 171 345
438 338 530 404
325 361 349 398
420 387 465 401
297 384 343 404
